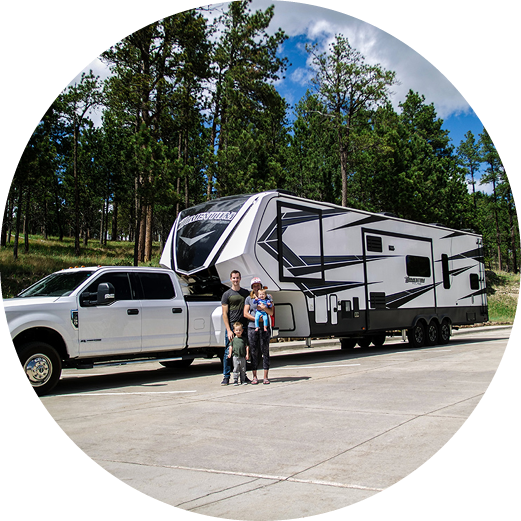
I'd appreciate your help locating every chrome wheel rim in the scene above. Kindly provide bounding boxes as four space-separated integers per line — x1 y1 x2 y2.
24 354 52 387
415 327 423 344
428 325 437 343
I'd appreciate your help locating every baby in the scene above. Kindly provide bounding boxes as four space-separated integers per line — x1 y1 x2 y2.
253 288 272 332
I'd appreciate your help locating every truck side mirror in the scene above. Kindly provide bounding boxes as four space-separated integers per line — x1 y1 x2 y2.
97 282 115 305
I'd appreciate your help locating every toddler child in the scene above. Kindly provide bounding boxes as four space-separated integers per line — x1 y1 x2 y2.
227 322 250 385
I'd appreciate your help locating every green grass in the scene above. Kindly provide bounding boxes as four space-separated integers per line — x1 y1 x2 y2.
486 271 520 324
0 235 161 298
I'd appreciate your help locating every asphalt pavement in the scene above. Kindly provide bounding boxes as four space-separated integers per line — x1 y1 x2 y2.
40 326 511 520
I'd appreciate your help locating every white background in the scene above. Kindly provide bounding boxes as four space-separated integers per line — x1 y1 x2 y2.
1 1 519 520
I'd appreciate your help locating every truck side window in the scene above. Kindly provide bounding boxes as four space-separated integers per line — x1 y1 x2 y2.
139 273 175 299
406 255 431 278
85 273 133 302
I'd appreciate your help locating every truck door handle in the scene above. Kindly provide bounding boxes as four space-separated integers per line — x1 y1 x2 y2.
172 308 183 314
127 309 139 315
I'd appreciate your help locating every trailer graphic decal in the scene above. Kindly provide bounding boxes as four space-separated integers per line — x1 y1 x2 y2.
329 214 388 232
458 288 487 301
384 283 439 309
449 248 484 263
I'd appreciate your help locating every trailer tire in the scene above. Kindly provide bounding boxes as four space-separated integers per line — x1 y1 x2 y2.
340 338 357 350
18 341 62 396
439 320 451 344
372 334 386 347
160 359 194 369
408 323 426 348
425 321 439 346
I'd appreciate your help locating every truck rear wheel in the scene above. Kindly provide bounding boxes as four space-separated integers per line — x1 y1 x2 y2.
18 342 62 396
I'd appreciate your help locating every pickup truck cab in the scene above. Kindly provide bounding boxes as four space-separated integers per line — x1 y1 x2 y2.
5 266 225 395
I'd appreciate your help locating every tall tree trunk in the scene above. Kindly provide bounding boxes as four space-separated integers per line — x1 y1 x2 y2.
24 187 30 253
184 133 189 208
99 200 105 246
73 123 81 255
507 195 518 274
144 204 153 262
1 200 8 247
490 181 502 271
112 200 118 242
13 187 23 260
53 173 64 241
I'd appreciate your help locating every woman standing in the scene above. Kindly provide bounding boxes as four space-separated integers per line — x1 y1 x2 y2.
244 277 274 384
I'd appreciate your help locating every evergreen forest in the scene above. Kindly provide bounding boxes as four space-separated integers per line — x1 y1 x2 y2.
2 1 518 273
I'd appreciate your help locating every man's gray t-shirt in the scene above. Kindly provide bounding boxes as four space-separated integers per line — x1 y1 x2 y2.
222 288 250 327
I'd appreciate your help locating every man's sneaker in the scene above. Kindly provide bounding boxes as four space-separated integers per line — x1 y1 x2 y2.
233 380 239 386
244 376 251 384
221 378 229 386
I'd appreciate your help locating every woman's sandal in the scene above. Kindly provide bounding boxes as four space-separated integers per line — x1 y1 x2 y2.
263 379 270 384
251 378 258 385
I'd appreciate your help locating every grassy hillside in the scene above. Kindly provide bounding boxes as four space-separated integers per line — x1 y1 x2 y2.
0 235 161 298
1 236 519 325
486 271 520 324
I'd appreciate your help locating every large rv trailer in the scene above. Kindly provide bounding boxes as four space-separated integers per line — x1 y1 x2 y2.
160 190 488 348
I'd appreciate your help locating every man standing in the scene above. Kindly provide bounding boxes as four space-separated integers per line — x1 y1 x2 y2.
221 270 250 385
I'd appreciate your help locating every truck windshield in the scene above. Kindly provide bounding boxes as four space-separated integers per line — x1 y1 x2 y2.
17 270 96 298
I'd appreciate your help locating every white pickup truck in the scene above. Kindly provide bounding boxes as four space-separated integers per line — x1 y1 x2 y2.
5 266 225 395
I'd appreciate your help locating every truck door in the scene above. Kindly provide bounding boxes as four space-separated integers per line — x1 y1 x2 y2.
363 230 435 330
77 271 142 356
137 272 187 352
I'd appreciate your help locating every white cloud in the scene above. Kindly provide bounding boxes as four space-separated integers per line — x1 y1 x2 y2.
250 0 472 118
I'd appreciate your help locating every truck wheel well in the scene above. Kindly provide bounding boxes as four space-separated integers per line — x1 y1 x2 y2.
13 328 68 361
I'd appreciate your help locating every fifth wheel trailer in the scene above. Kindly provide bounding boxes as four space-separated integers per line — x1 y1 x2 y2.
160 190 488 348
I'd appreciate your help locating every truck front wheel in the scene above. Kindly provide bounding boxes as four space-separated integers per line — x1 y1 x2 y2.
18 342 62 396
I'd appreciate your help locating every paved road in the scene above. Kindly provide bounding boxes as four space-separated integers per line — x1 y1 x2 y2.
40 327 510 520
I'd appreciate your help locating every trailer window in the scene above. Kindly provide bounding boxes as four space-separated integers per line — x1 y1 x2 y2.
441 254 450 289
406 255 431 278
470 273 480 290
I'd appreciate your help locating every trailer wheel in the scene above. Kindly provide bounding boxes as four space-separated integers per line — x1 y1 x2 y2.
340 338 357 350
408 323 426 348
18 341 62 396
425 321 439 346
372 334 386 347
358 337 371 348
439 320 451 344
160 359 194 369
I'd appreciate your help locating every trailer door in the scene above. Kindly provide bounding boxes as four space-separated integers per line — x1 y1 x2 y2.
363 230 435 331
